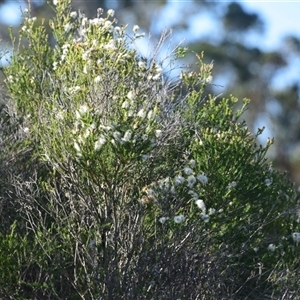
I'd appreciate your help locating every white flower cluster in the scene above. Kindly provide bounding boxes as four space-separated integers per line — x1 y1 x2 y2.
158 215 185 224
178 160 209 189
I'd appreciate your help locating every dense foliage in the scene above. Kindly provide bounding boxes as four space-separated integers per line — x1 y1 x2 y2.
1 1 300 298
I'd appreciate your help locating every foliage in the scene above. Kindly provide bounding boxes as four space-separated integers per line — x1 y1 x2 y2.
1 1 300 298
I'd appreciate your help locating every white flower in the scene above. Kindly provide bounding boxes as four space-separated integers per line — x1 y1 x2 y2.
183 167 193 175
205 75 213 84
187 175 196 188
265 178 273 187
292 232 300 243
82 50 91 60
90 18 103 26
152 73 161 81
127 91 135 100
104 20 113 31
174 175 185 186
253 247 259 253
94 76 101 83
195 199 206 212
74 141 81 152
133 25 139 33
147 110 154 120
64 23 72 33
69 86 81 94
122 130 132 143
53 0 57 5
200 213 210 223
197 173 208 184
107 9 115 17
104 39 116 50
81 17 88 26
267 244 276 252
122 101 130 109
114 26 121 35
70 11 77 19
137 108 146 119
208 208 216 215
113 131 122 141
138 61 146 69
159 217 169 224
189 159 196 168
174 214 185 223
155 130 162 138
95 136 106 151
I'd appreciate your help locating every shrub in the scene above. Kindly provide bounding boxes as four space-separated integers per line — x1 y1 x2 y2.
1 0 300 298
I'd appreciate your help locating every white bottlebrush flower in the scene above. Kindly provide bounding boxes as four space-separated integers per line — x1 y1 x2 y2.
133 25 139 33
183 167 193 175
107 9 115 17
195 199 206 212
267 244 276 252
53 0 58 5
70 11 77 19
174 214 185 224
197 173 208 184
292 232 300 243
200 213 210 223
159 217 169 224
187 175 196 188
174 175 185 186
94 136 106 151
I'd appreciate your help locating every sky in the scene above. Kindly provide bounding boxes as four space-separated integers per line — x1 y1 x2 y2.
241 1 300 50
1 1 299 50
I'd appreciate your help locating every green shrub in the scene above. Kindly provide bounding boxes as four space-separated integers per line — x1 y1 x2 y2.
1 0 300 298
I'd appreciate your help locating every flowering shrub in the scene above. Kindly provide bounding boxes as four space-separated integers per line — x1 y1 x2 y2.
1 0 300 298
